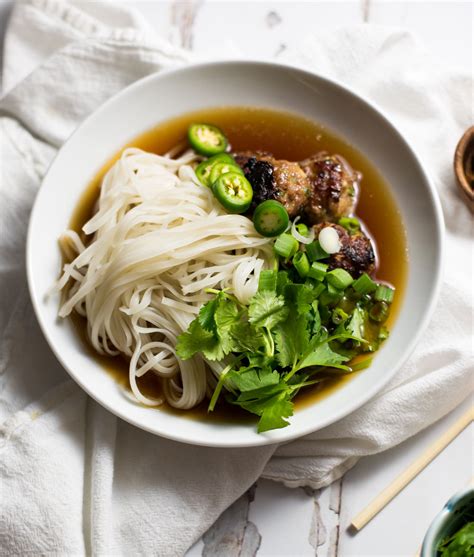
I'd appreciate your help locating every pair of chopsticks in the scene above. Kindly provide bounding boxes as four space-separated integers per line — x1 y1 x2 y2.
350 405 473 531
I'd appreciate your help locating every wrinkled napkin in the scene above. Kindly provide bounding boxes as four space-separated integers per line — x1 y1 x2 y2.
0 0 472 555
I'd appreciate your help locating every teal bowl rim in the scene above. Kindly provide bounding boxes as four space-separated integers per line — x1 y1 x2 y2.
421 485 474 556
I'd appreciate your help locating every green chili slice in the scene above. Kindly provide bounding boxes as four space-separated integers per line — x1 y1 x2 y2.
188 124 228 156
369 301 390 323
211 172 253 213
209 161 243 184
252 200 289 237
195 153 236 187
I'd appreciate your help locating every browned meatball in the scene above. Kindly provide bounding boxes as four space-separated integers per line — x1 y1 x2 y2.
300 152 361 224
234 151 310 217
313 223 376 277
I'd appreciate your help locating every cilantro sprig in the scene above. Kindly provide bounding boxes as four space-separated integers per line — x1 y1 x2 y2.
176 268 392 433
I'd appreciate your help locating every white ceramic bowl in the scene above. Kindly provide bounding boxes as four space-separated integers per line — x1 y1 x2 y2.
27 61 444 447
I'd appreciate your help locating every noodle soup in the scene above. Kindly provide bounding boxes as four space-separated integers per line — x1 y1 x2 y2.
62 106 408 428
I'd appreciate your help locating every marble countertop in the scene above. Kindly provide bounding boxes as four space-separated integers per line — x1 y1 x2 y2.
1 1 471 555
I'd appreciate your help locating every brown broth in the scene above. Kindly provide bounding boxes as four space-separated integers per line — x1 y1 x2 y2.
68 106 408 425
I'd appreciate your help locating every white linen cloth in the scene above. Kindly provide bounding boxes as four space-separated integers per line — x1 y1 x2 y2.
0 0 472 555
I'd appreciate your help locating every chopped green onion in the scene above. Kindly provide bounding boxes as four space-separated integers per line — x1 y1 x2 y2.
327 283 344 297
352 273 377 294
338 216 360 234
326 268 354 289
305 240 329 262
274 233 299 259
312 282 326 298
332 307 349 325
293 252 310 278
296 223 309 237
374 284 395 303
319 283 344 306
378 327 389 341
369 301 389 323
308 261 328 281
258 270 277 292
337 296 355 314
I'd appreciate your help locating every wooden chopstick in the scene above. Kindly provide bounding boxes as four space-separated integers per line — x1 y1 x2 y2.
350 405 474 532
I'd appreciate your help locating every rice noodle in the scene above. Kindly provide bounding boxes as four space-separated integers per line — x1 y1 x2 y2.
56 148 273 409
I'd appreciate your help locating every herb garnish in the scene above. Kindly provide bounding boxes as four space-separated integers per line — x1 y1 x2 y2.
177 269 392 433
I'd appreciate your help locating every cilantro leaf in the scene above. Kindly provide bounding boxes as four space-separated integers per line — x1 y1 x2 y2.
214 297 240 330
284 282 315 316
310 300 321 335
258 395 294 432
274 310 309 369
177 308 237 362
346 306 365 339
227 366 280 392
296 337 351 372
198 297 219 332
176 319 218 360
273 283 311 369
248 291 288 330
232 381 294 432
247 353 273 369
214 330 236 360
230 320 266 353
276 270 290 295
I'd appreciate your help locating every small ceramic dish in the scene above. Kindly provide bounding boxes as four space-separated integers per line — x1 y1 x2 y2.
421 485 474 556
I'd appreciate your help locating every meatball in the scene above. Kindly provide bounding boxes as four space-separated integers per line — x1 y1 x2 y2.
234 151 310 217
313 223 376 277
300 152 361 224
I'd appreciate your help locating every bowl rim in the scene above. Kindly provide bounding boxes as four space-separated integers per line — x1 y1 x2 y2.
26 59 445 447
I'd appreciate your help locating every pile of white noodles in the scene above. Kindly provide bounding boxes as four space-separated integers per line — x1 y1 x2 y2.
56 148 273 409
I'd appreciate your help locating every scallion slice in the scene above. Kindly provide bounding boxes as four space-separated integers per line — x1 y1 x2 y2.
326 268 354 289
274 233 299 259
258 269 277 292
352 273 377 294
293 252 310 278
308 261 328 281
320 283 344 306
312 282 326 298
374 284 395 303
369 300 390 322
378 327 389 341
